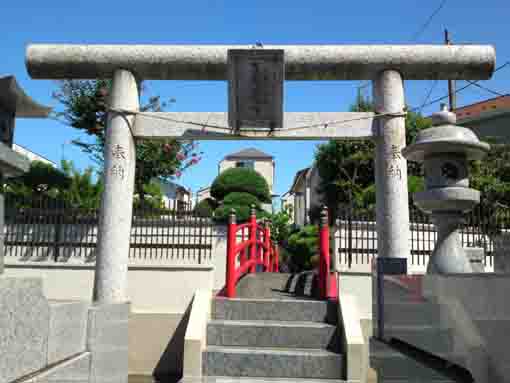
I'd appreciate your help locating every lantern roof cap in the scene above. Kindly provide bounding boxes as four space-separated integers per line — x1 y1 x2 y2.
402 105 490 162
0 76 51 117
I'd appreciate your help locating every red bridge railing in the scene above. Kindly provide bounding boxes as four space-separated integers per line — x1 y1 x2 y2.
319 206 338 300
225 207 279 298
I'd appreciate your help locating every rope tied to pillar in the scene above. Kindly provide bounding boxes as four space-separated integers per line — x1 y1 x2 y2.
107 106 411 136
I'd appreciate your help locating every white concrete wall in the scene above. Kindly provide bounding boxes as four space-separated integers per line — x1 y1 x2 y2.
339 273 373 320
219 159 274 194
4 264 213 313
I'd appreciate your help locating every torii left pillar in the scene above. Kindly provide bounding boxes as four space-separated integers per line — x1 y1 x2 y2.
93 69 138 303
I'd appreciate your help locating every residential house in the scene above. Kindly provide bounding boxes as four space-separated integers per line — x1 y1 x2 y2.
218 148 275 195
280 190 295 223
454 95 510 142
157 180 192 211
196 186 212 204
287 165 322 226
198 148 276 212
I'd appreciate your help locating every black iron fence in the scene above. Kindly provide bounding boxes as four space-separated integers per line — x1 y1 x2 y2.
335 204 508 269
3 195 216 264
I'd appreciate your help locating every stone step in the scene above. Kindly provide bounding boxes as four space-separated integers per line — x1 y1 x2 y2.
384 325 453 354
203 346 344 379
234 272 318 299
180 377 349 383
371 380 455 383
370 338 463 381
376 301 441 326
213 298 337 324
207 320 339 350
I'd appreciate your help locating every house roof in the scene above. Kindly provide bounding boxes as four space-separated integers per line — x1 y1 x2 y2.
289 167 310 193
454 95 510 122
223 148 274 161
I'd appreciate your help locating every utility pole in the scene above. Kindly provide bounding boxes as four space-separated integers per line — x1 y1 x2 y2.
445 29 457 111
356 82 370 109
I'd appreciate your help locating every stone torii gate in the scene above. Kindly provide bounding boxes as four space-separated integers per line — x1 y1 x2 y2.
26 44 495 304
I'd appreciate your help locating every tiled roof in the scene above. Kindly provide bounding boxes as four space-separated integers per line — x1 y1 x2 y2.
455 95 510 121
224 147 273 160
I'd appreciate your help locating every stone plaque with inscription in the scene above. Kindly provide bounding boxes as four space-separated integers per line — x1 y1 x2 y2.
228 49 284 132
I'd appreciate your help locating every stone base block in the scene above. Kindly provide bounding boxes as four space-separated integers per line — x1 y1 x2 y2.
0 277 50 383
47 301 89 365
87 303 130 383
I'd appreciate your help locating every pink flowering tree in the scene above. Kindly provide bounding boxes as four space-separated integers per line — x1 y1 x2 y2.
52 80 202 205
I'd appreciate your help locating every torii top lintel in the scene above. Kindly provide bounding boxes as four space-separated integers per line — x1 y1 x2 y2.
26 44 495 81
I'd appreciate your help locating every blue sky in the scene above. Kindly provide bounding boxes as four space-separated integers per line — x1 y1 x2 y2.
2 0 510 199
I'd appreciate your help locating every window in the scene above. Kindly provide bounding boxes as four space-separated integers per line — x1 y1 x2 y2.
235 160 255 169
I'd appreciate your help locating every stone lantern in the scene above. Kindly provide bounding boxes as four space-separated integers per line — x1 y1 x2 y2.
402 105 490 274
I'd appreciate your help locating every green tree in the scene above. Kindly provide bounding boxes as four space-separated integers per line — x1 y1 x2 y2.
269 206 293 245
59 160 103 209
287 225 319 270
52 80 202 204
470 141 510 225
194 198 217 218
5 161 70 198
314 95 431 220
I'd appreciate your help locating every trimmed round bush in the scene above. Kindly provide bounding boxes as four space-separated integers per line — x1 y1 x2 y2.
223 192 260 208
213 192 267 223
210 168 271 203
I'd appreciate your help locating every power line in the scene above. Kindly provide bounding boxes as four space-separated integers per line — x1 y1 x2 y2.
419 80 439 114
464 80 509 98
411 0 448 41
410 61 510 112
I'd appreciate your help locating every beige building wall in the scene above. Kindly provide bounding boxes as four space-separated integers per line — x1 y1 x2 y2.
196 187 211 203
219 159 274 194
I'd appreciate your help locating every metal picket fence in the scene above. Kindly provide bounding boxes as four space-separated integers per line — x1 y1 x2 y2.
3 195 216 264
335 203 506 269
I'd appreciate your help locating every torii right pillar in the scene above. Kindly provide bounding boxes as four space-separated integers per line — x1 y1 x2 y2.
373 70 411 264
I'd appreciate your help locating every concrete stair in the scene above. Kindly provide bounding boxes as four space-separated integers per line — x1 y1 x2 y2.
203 346 343 379
202 273 344 381
370 338 460 382
207 320 339 349
181 377 351 383
372 278 471 382
212 297 337 323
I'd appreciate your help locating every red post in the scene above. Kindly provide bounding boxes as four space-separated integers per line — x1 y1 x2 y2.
274 245 279 272
319 206 330 299
249 205 257 274
240 226 246 267
263 219 270 271
226 209 237 298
